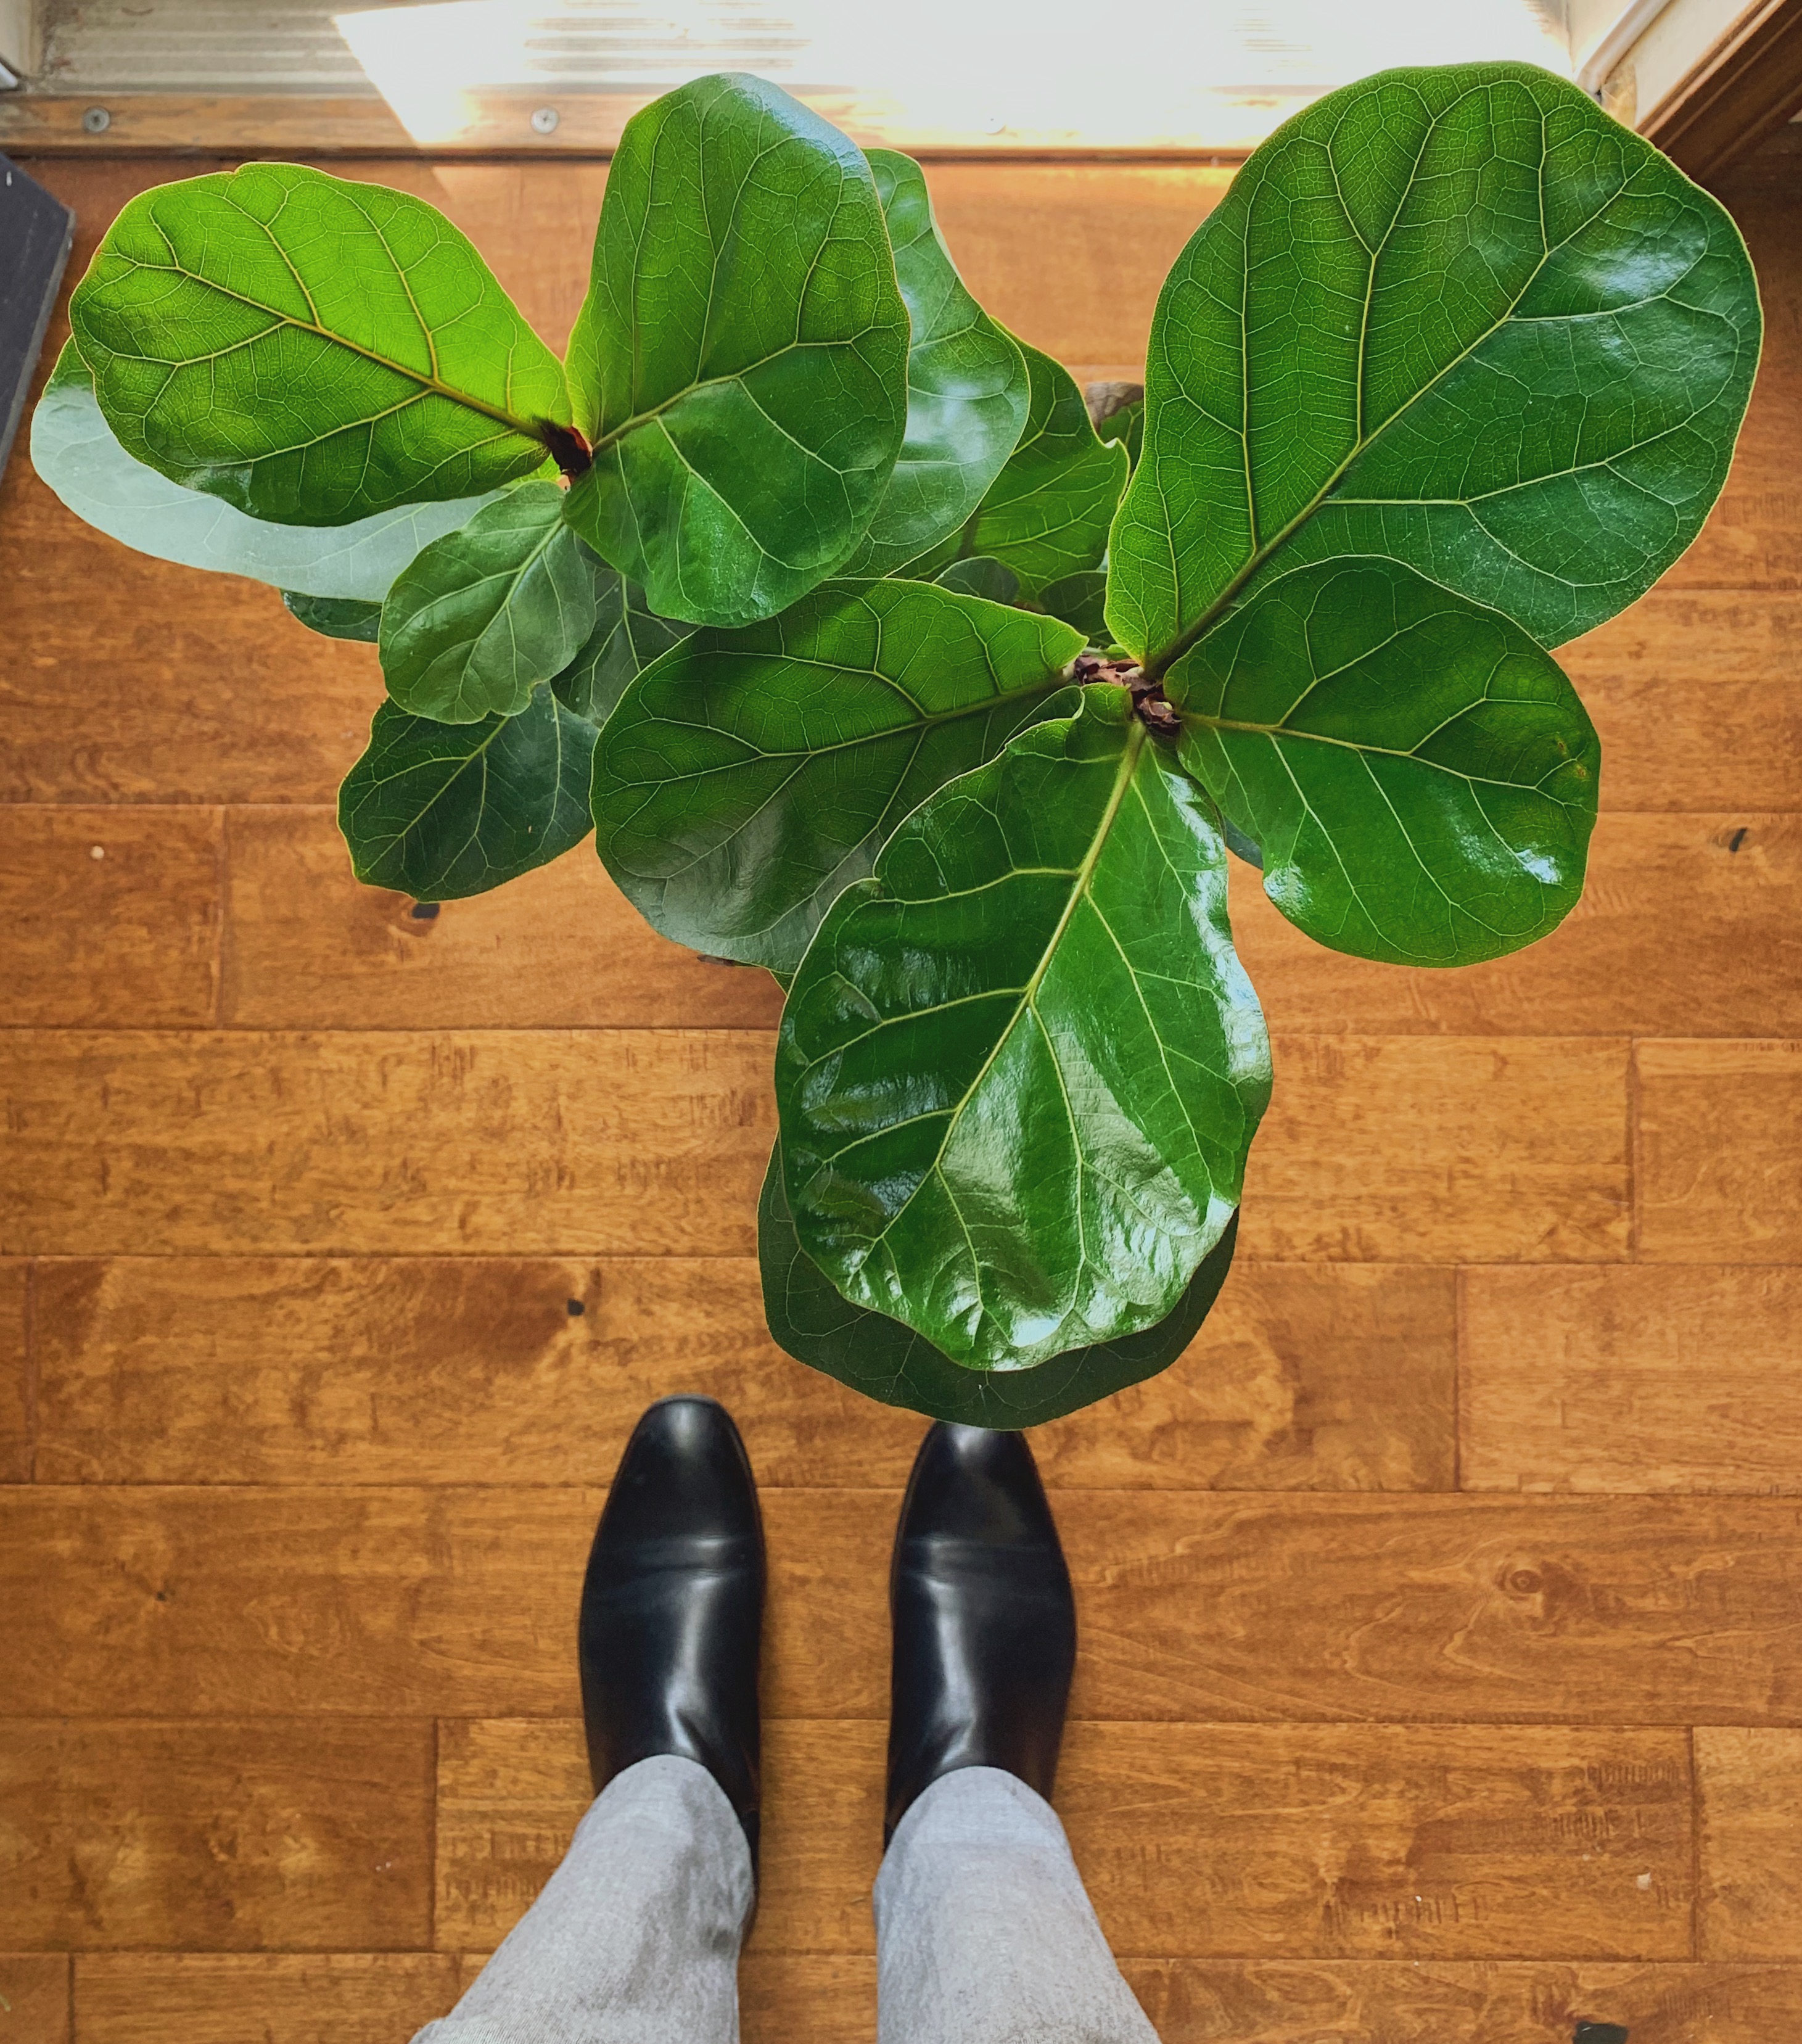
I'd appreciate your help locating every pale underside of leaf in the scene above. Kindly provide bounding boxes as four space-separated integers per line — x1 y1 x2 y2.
30 350 506 599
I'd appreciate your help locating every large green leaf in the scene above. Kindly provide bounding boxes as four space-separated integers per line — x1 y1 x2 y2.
1108 63 1763 670
283 591 382 641
759 1143 1238 1425
68 163 569 525
592 578 1085 974
30 345 506 599
562 74 909 628
776 685 1272 1370
836 150 1028 575
958 338 1129 595
550 572 694 726
1167 558 1600 965
339 685 595 900
378 483 598 723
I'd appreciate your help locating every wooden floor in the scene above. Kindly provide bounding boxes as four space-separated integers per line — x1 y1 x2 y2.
2 138 1800 2044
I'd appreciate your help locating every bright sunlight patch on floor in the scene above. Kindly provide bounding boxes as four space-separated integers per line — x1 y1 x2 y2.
329 0 1575 148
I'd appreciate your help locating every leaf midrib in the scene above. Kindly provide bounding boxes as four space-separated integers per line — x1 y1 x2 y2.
825 718 1147 1230
1138 96 1680 680
103 253 555 448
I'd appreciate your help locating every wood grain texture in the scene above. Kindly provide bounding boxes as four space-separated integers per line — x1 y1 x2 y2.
1697 1728 1802 1960
1 808 221 1028
28 1256 1452 1492
1559 592 1802 811
0 1032 1622 1263
1636 1041 1802 1262
222 808 784 1031
1240 1036 1629 1263
230 805 1802 1040
0 1955 69 2044
434 1716 1690 1960
0 1262 28 1483
1227 817 1802 1039
12 1488 1802 1725
1462 1266 1802 1493
72 1955 460 2044
1125 1960 1802 2043
0 1031 776 1256
1659 151 1802 596
0 1720 432 1948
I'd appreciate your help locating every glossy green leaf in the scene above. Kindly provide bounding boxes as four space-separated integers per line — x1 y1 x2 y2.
836 150 1029 575
759 1143 1238 1425
549 572 694 726
934 555 1021 606
1167 558 1600 964
68 163 569 525
283 591 382 641
593 578 1085 973
959 337 1129 595
777 685 1271 1370
562 74 909 628
379 483 598 723
339 685 595 900
31 345 506 599
1037 569 1110 642
1108 63 1763 670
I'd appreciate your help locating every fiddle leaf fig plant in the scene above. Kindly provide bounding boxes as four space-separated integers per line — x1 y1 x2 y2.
35 64 1760 1424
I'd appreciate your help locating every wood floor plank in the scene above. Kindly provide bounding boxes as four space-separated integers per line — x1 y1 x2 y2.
0 1955 70 2043
435 1716 1690 1961
0 808 221 1027
1697 1728 1802 1961
11 1489 1802 1725
0 469 382 805
1636 1041 1802 1263
28 1256 1452 1492
0 1720 432 1948
228 805 1802 1040
1228 816 1802 1039
1058 1492 1802 1726
73 1955 460 2044
1240 1036 1629 1263
1558 592 1802 811
0 1261 28 1482
223 807 784 1031
1462 1267 1802 1493
1127 1960 1802 2043
0 1031 1624 1263
923 163 1230 368
0 1031 775 1256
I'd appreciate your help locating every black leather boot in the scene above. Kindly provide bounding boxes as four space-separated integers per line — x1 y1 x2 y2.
885 1422 1076 1844
578 1396 765 1864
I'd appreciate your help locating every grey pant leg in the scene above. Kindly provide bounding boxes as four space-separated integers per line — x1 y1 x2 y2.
412 1753 753 2044
873 1766 1160 2044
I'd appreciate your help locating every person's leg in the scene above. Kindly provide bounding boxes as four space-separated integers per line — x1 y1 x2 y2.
414 1396 765 2044
413 1754 751 2044
876 1424 1158 2044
